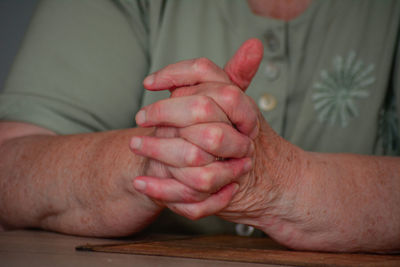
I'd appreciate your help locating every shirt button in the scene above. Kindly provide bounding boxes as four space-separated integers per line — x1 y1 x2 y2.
258 93 277 111
264 31 279 53
264 63 280 81
235 223 255 237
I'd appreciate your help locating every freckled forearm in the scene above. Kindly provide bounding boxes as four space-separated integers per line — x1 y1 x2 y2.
0 128 161 236
215 117 400 252
288 152 400 252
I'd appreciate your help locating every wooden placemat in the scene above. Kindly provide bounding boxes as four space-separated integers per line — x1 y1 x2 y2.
76 235 400 266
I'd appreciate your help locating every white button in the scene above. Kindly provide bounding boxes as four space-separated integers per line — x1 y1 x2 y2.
264 63 280 81
258 93 277 111
235 224 255 236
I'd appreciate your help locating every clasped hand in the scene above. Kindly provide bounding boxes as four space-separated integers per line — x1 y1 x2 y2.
130 39 303 230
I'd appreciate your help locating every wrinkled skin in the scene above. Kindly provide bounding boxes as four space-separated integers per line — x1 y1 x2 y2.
130 39 307 246
129 39 400 253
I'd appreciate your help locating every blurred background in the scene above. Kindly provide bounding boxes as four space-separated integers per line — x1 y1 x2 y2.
0 0 38 92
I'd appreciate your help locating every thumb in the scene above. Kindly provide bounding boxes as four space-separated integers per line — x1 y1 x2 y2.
224 38 264 91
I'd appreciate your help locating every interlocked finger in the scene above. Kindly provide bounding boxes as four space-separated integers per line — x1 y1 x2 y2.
168 157 252 193
130 136 214 167
133 176 210 203
167 183 239 220
171 83 259 139
143 57 231 91
136 95 230 128
178 122 254 159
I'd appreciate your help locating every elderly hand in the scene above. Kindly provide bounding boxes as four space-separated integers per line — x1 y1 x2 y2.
130 39 307 246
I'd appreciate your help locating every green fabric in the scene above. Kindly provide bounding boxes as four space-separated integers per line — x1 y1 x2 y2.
0 0 149 134
1 0 399 235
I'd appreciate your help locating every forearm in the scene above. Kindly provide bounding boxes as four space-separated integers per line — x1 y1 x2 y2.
280 152 400 252
0 127 162 236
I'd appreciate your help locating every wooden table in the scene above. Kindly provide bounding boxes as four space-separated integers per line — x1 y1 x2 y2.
0 230 282 267
2 230 400 267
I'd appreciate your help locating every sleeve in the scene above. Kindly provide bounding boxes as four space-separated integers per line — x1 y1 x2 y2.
0 0 150 134
392 33 400 156
379 23 400 156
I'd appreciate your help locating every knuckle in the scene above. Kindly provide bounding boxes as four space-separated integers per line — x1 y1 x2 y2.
220 85 242 107
185 146 205 166
204 126 224 152
193 57 215 74
195 169 216 192
192 96 214 121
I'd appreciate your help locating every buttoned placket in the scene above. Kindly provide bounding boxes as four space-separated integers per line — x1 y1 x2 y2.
255 23 289 136
221 0 292 237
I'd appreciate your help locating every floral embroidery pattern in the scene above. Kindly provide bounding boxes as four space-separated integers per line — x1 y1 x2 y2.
312 52 375 127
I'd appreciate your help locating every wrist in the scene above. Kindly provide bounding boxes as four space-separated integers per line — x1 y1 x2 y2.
245 122 312 247
218 119 308 243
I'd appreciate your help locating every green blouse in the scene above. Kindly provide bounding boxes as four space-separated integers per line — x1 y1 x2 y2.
1 0 399 235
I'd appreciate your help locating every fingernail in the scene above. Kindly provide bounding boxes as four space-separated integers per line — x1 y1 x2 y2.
130 137 142 150
143 74 155 86
135 110 146 125
134 179 147 192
